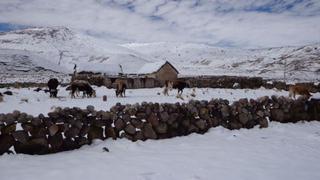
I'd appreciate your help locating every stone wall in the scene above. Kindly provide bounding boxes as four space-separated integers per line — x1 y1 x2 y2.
1 96 320 155
181 76 320 92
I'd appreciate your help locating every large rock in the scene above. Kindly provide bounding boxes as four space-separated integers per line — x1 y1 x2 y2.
114 119 125 130
12 110 21 119
48 134 63 152
86 105 95 112
259 118 268 128
30 127 47 138
160 112 169 122
155 123 168 134
221 105 230 118
238 113 249 125
75 137 89 146
130 118 144 129
0 134 15 155
124 124 136 135
230 121 242 130
105 127 117 140
256 110 264 118
48 124 59 136
147 113 159 127
143 123 157 139
12 130 29 144
72 120 83 129
101 111 112 121
48 112 60 119
133 131 144 141
88 126 104 141
270 109 285 122
4 113 16 125
136 113 146 120
21 123 33 132
62 138 79 151
195 119 207 130
168 113 179 125
1 123 16 134
65 127 80 138
188 124 199 133
79 125 90 137
0 114 5 123
14 138 49 155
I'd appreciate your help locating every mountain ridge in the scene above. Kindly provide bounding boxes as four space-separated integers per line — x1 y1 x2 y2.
0 26 319 83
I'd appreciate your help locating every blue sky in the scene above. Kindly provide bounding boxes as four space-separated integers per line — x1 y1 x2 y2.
0 0 319 48
0 23 29 32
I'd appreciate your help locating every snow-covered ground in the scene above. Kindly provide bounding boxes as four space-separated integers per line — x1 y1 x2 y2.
1 87 320 180
1 121 320 180
2 86 318 116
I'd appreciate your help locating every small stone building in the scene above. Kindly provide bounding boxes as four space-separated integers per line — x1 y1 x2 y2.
135 61 179 85
72 61 179 88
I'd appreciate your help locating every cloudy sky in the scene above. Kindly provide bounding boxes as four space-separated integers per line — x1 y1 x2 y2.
0 0 320 48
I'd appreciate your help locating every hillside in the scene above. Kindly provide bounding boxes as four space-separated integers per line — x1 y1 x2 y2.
0 27 153 83
0 27 319 83
122 42 320 82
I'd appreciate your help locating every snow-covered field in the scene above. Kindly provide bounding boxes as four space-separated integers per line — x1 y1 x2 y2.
1 121 320 180
1 87 320 180
2 86 317 115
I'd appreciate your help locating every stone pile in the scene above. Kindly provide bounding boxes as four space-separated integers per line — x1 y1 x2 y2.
1 96 319 155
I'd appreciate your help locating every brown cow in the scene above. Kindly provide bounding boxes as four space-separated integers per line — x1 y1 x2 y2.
69 80 96 98
288 84 312 99
114 79 127 97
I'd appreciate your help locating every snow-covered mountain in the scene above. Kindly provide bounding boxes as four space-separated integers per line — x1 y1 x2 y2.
122 42 320 82
0 27 153 77
0 27 319 83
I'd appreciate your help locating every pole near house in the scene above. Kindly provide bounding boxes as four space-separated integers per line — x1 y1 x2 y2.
119 64 124 76
282 56 287 83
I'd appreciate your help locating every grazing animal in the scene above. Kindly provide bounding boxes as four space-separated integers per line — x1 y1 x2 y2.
0 93 3 102
34 87 42 92
289 84 312 99
164 80 189 95
47 78 59 98
3 91 13 96
70 80 96 98
115 80 127 97
163 85 170 96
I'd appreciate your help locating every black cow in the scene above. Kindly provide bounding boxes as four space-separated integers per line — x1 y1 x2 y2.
3 91 13 96
165 80 189 95
70 80 96 98
47 78 59 98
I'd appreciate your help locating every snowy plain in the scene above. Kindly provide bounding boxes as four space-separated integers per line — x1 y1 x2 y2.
0 86 312 115
1 87 320 180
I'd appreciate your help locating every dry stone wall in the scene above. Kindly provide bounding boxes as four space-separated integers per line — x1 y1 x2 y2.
1 96 320 155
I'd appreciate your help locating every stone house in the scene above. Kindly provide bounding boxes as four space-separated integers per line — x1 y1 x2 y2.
134 61 179 84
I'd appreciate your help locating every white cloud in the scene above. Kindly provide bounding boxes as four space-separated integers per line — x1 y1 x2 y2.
0 0 319 48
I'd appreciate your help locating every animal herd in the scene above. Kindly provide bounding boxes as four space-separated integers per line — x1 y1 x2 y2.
45 78 191 99
44 78 315 100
